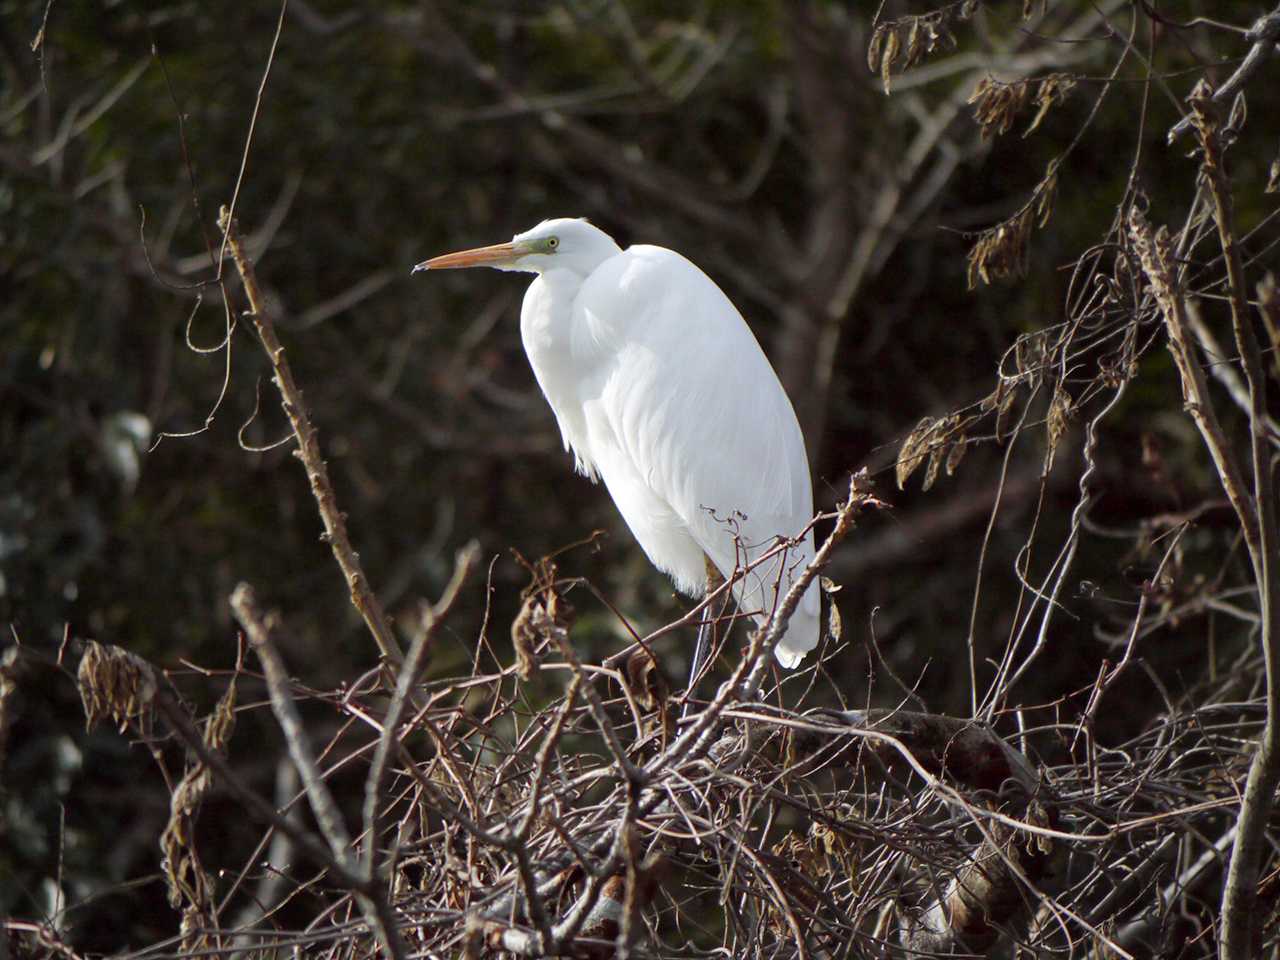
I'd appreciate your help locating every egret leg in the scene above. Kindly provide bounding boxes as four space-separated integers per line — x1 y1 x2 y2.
681 619 711 720
683 558 726 718
688 618 711 689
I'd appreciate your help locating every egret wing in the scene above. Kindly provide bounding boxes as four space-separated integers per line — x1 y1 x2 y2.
573 245 820 664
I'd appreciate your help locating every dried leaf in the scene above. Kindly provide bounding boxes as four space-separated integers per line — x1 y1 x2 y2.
1025 74 1075 137
880 28 900 95
625 648 668 713
969 75 1028 140
870 11 957 85
78 640 158 732
905 17 923 69
996 381 1021 443
511 596 545 681
980 380 1004 413
896 416 936 489
163 768 215 907
204 677 237 752
1025 800 1055 855
1034 160 1059 228
810 822 844 866
161 678 235 939
967 209 1032 288
510 555 575 681
867 24 886 75
547 588 573 633
922 445 944 491
968 157 1059 291
945 434 968 476
938 416 960 484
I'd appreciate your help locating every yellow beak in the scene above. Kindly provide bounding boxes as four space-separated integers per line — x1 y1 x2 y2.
411 241 519 273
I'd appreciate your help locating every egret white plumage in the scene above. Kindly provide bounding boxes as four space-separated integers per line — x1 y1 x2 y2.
414 218 820 673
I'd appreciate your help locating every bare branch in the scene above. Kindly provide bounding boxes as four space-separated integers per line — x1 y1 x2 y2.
218 207 404 667
1189 82 1280 960
1167 5 1280 142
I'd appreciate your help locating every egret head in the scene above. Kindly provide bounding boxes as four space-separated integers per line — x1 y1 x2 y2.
412 218 621 277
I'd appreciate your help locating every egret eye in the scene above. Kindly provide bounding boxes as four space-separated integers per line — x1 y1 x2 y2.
547 236 559 250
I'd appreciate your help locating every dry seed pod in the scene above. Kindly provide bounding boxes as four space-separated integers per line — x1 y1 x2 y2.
905 18 923 69
881 28 900 94
897 415 937 489
1025 74 1076 136
967 209 1031 287
869 12 959 90
922 444 944 491
945 433 968 475
996 383 1021 443
78 640 158 731
867 23 888 75
969 75 1029 139
1034 160 1060 227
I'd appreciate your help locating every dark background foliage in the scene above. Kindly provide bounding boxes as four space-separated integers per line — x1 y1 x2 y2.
3 0 1278 951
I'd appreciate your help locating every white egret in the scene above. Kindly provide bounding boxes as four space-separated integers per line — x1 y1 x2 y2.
413 218 819 674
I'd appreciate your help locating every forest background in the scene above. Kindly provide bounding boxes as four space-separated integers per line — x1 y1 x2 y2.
4 1 1280 957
